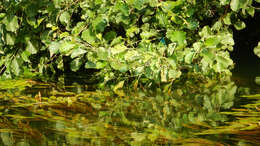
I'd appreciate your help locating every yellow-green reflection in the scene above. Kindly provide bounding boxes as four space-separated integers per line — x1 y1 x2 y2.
0 77 258 145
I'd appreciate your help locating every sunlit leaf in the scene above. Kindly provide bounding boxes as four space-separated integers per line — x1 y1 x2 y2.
96 61 107 69
230 0 240 12
223 13 232 25
185 52 194 64
49 42 60 57
81 29 96 45
5 33 15 45
21 50 31 63
72 22 86 36
59 11 70 25
3 15 19 32
110 61 128 72
59 41 76 55
110 44 127 55
70 48 87 58
234 20 246 30
92 17 107 33
253 42 260 58
85 61 96 69
11 58 20 76
166 30 186 48
205 37 220 47
70 58 82 72
26 40 37 54
113 80 124 91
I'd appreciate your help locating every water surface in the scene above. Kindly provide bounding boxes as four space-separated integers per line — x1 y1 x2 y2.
0 75 259 146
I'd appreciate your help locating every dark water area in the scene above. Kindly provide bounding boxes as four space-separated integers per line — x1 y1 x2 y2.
231 11 260 88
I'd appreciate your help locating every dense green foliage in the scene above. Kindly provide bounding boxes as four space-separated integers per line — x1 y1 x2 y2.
0 0 259 86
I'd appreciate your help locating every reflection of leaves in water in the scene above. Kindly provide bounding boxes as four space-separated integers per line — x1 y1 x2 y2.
0 79 33 91
197 94 260 145
0 77 238 145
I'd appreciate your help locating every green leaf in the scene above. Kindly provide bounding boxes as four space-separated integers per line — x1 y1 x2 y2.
110 61 128 72
205 37 220 47
140 31 157 40
0 13 6 19
125 50 140 62
5 33 15 45
111 44 127 55
160 67 167 82
70 58 82 72
59 41 76 55
186 18 199 30
26 40 37 54
199 26 212 39
59 11 70 25
185 52 194 64
166 30 186 48
162 1 183 12
220 0 230 5
11 58 20 76
115 2 129 16
49 42 60 57
70 48 87 58
72 22 86 36
167 58 177 69
255 76 260 85
212 20 223 31
213 55 233 72
85 61 96 69
234 20 246 30
113 81 124 91
254 42 260 58
111 37 123 46
156 10 168 27
126 27 139 38
92 17 107 33
201 48 215 65
246 7 255 17
104 31 117 41
96 61 107 69
81 29 96 45
230 0 240 12
128 0 145 10
168 69 181 80
56 56 63 71
97 47 109 60
223 13 232 25
21 51 31 63
3 15 19 32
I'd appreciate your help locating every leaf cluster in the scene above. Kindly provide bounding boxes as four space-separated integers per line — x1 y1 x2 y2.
0 0 259 86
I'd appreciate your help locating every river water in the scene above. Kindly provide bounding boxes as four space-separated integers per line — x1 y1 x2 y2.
0 72 259 146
